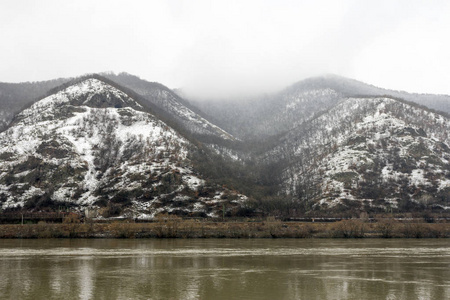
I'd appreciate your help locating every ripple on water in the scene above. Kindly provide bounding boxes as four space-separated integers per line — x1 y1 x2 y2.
0 246 448 259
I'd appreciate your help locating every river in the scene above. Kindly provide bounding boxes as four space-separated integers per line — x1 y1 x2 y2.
0 239 448 299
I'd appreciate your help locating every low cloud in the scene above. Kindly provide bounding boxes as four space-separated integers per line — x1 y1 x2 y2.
1 0 449 98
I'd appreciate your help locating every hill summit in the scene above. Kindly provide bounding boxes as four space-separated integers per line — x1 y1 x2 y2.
0 77 246 218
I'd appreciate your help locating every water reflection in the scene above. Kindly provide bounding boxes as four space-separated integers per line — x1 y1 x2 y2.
0 239 448 299
78 257 94 300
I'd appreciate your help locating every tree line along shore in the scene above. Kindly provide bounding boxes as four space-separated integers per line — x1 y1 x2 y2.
0 216 448 239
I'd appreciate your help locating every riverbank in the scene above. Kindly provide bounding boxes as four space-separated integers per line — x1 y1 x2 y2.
0 218 448 238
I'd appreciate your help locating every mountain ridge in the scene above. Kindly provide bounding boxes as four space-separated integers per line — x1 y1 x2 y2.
262 96 450 214
191 74 450 140
1 72 449 218
0 77 246 218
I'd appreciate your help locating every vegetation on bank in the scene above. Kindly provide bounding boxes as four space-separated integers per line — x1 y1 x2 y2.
0 216 448 239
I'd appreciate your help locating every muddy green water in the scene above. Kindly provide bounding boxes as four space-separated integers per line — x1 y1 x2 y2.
0 239 448 300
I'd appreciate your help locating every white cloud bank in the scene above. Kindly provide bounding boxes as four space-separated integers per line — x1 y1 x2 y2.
1 0 450 98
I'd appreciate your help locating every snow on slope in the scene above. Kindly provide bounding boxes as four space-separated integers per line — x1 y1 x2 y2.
102 73 235 141
271 97 450 211
13 78 143 125
0 78 245 217
1 79 184 206
146 88 235 140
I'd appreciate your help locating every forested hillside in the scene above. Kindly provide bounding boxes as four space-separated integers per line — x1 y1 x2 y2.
1 73 449 218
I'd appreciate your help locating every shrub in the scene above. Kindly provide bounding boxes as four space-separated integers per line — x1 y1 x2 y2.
376 218 397 238
63 213 81 224
331 219 365 238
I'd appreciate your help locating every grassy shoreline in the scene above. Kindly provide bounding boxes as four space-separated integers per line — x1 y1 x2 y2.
0 219 448 239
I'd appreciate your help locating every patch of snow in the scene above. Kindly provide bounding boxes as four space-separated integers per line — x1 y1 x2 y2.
438 179 450 190
410 169 430 186
182 175 205 191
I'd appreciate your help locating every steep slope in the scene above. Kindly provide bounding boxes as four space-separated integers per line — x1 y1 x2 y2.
190 78 349 139
102 73 234 141
265 97 450 213
0 78 71 131
301 74 450 114
0 78 246 218
191 74 450 139
0 73 234 143
2 73 449 217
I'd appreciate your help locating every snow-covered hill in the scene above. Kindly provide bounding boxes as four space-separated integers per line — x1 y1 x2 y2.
0 78 71 132
1 72 449 216
0 78 246 218
266 97 450 213
103 73 235 141
191 74 450 140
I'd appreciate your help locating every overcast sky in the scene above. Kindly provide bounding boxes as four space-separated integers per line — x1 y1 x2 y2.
1 0 450 99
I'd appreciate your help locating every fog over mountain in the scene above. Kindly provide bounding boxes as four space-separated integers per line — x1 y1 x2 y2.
190 74 450 139
1 1 450 218
1 1 450 98
0 72 449 218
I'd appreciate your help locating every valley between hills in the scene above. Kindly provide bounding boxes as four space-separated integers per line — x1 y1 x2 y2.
0 73 449 221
